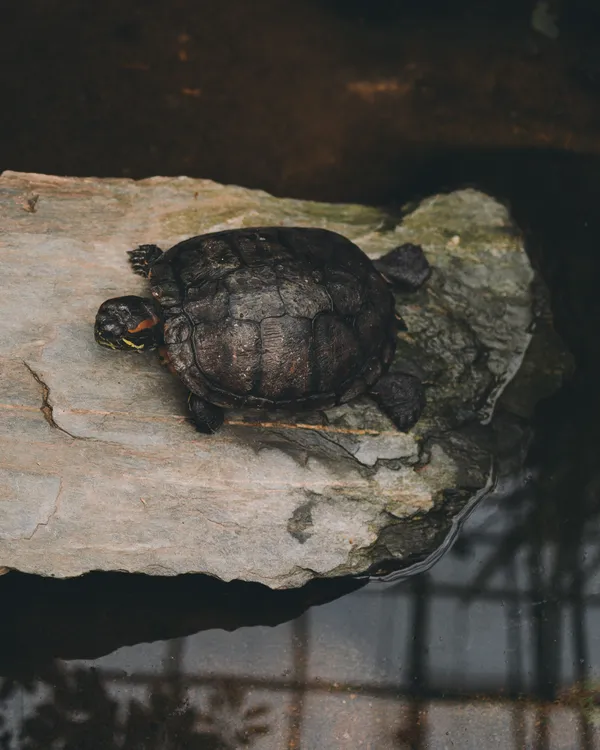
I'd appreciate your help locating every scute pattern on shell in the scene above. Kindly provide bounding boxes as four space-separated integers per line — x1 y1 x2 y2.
153 227 397 409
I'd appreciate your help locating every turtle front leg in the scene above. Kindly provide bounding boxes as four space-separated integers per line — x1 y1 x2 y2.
370 372 425 432
188 393 225 435
373 243 431 291
128 244 164 278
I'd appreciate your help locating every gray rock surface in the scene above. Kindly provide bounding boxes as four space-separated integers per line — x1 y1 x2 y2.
0 171 571 587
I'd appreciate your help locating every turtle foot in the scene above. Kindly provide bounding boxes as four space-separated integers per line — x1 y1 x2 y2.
128 244 164 278
373 243 431 291
370 372 425 432
188 393 225 435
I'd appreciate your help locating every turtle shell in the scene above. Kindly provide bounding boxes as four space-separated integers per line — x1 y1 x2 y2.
148 227 397 410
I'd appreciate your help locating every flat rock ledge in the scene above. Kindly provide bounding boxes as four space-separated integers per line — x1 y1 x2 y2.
0 172 571 588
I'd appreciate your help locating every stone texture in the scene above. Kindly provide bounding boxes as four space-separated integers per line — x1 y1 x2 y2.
0 172 571 588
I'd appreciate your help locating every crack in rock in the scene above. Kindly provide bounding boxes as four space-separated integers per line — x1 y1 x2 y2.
24 477 63 540
23 360 81 440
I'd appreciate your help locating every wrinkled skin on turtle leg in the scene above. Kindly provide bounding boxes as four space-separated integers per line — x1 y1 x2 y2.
369 243 431 431
187 393 225 434
369 373 425 432
128 244 164 278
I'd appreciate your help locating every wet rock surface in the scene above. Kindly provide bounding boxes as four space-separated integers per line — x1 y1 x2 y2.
0 171 571 587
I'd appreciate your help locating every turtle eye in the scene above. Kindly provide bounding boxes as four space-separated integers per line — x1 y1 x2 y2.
94 320 159 351
94 318 129 350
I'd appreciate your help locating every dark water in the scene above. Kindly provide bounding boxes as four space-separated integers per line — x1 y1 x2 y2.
3 1 600 747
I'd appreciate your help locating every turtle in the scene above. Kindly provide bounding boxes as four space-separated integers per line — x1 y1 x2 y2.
94 227 431 434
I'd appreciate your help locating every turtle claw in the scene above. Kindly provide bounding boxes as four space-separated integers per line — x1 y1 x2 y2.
128 244 164 278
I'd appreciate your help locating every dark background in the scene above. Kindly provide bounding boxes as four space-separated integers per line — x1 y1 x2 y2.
1 0 599 203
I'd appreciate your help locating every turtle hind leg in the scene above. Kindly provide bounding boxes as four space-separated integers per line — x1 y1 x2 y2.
188 393 225 435
128 244 164 278
373 243 431 291
370 372 425 432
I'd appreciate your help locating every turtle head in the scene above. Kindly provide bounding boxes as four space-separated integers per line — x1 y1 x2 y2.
94 296 162 351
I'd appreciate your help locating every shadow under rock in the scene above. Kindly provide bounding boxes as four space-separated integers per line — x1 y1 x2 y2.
0 570 363 667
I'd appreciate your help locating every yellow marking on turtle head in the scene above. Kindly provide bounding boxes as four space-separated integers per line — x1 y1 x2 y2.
97 337 118 350
121 338 146 349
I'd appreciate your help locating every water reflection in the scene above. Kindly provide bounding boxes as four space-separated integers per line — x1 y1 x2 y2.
2 375 600 748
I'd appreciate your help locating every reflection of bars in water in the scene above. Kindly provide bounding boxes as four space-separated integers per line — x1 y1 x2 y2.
142 497 600 750
93 572 598 749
